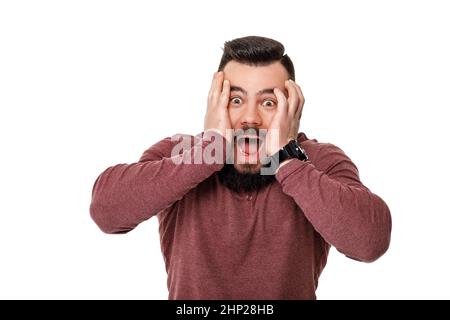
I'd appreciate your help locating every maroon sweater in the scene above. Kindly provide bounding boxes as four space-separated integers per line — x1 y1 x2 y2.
90 132 391 299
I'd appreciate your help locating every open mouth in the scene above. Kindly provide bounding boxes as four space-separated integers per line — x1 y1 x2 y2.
235 135 264 156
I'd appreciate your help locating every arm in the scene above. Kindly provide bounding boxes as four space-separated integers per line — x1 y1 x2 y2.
90 71 232 234
275 143 392 262
89 133 226 234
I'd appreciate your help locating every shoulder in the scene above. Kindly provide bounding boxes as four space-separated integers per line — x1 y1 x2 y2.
139 132 199 162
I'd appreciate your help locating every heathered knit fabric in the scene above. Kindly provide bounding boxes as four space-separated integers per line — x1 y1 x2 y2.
90 132 391 299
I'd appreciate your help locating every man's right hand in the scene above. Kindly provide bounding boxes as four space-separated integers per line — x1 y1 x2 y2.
204 71 232 142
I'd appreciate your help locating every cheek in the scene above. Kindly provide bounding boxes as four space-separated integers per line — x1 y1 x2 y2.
260 109 276 126
228 108 241 128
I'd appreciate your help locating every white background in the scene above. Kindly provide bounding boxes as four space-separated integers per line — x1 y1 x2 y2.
1 0 449 299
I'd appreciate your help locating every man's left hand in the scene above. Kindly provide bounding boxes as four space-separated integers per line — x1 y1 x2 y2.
265 79 305 156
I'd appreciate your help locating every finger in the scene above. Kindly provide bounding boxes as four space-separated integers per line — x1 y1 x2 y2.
211 71 224 103
208 72 218 98
212 71 223 93
208 72 222 102
292 81 305 107
219 79 230 107
292 82 305 119
273 87 288 115
216 71 224 95
286 80 299 118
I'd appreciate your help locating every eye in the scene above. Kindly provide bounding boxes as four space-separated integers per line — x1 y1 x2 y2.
262 99 276 108
230 97 242 105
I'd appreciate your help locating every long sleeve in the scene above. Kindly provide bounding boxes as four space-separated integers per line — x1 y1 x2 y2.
90 132 226 234
275 142 392 262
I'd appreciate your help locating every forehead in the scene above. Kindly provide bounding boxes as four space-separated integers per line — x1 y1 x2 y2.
223 61 289 93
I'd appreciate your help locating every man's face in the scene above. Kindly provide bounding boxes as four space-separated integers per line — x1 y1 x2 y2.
223 60 290 174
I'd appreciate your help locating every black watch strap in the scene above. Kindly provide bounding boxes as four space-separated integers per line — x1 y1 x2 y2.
262 140 308 171
285 139 308 161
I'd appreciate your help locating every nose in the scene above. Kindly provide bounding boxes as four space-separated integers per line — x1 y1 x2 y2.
240 102 262 127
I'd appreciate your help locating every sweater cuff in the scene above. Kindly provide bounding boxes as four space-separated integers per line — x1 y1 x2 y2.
275 158 310 184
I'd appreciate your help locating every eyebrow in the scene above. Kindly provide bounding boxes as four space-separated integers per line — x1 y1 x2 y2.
230 86 275 96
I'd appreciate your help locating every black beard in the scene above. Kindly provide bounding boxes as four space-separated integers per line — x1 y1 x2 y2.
217 164 276 194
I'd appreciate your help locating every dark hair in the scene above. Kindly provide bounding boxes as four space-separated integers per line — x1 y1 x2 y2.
218 36 295 81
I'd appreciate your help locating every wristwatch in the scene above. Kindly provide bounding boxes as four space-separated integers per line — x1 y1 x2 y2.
262 140 308 170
